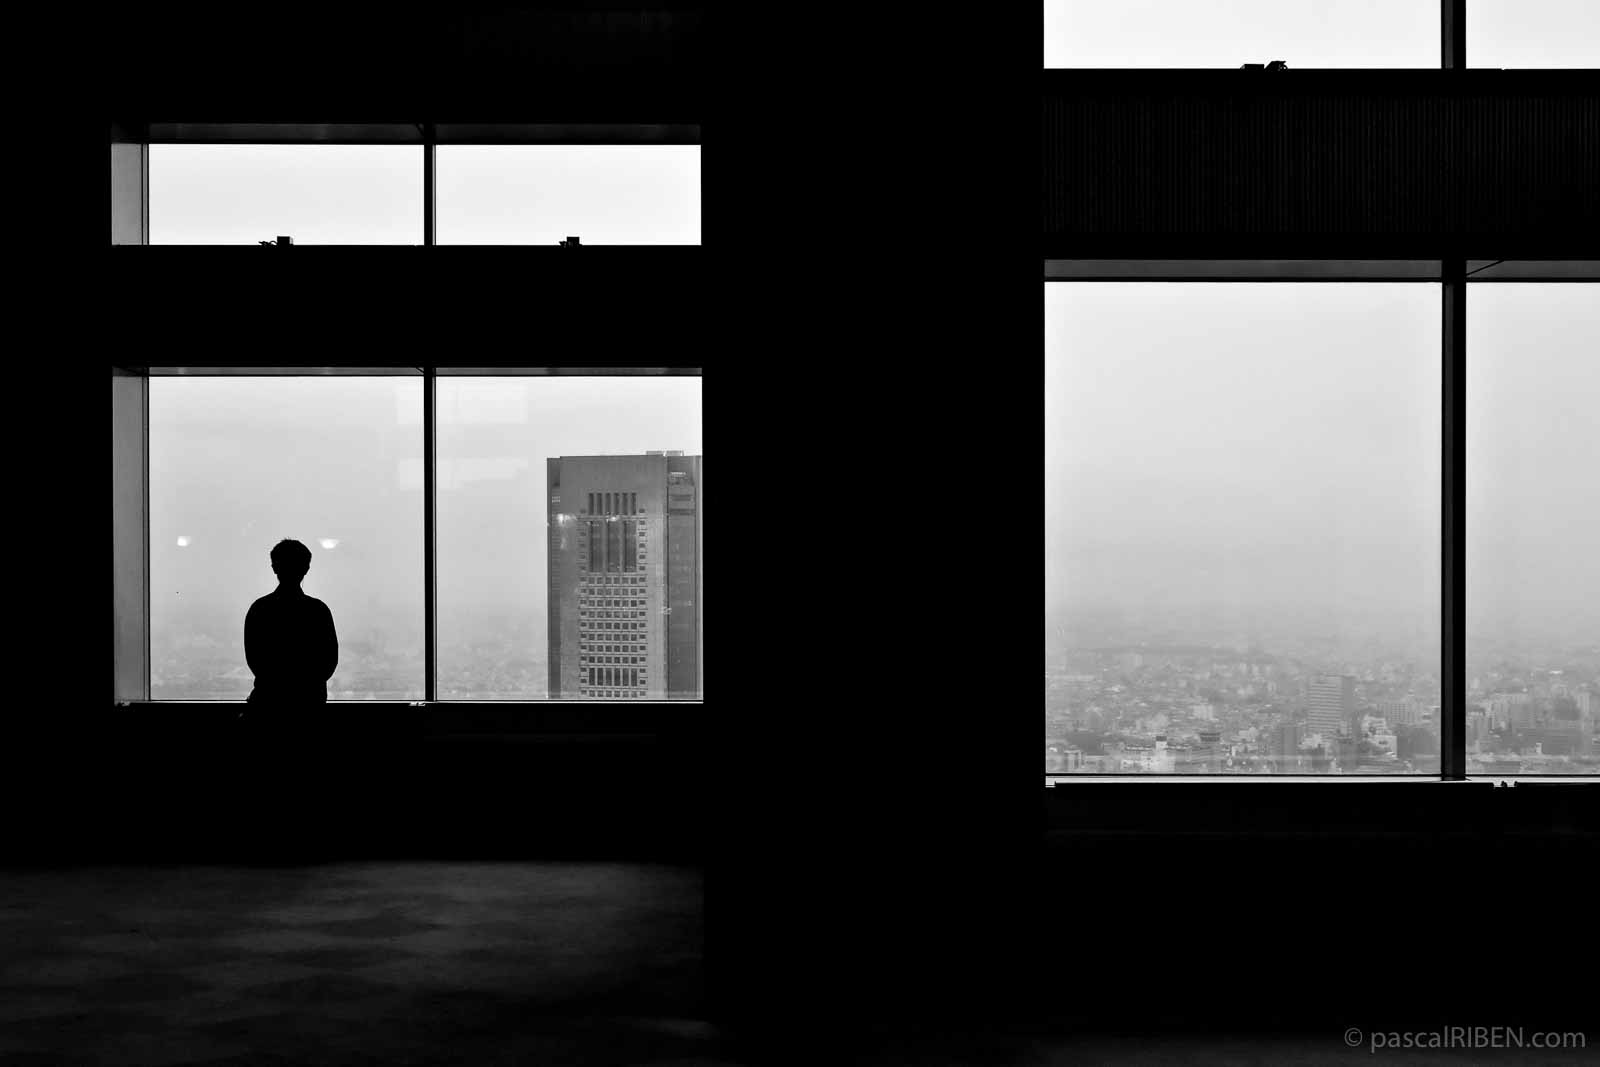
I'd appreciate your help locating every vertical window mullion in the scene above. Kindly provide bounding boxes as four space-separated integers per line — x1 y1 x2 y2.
1442 263 1466 779
424 124 437 246
1441 1 1465 774
1442 0 1466 70
142 372 151 701
424 367 437 701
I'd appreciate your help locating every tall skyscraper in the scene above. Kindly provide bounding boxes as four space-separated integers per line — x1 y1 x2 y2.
1306 673 1355 741
547 452 701 700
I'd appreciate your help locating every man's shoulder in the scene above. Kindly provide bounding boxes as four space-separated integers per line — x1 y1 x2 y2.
247 592 277 612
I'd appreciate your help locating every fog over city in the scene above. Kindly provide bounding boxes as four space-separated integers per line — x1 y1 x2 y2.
149 375 701 699
1045 283 1598 775
1465 285 1600 654
1046 283 1599 654
1041 1 1600 772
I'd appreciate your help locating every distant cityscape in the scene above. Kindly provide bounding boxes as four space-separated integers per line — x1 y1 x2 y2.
1046 613 1599 775
151 607 546 701
149 449 701 703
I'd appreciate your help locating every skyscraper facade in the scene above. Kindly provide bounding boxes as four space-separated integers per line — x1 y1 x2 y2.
1376 698 1422 726
1306 673 1355 741
547 452 701 700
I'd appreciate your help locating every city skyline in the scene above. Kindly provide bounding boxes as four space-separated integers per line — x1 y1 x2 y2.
148 376 702 701
1046 618 1598 775
1045 283 1597 775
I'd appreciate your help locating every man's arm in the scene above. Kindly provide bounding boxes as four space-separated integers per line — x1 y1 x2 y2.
244 601 262 678
319 603 339 682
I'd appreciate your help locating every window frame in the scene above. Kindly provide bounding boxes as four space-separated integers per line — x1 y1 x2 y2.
1045 269 1597 784
1043 0 1598 784
115 124 702 247
112 364 703 708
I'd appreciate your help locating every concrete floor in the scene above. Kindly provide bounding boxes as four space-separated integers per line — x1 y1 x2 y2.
5 865 1591 1066
1 862 717 1066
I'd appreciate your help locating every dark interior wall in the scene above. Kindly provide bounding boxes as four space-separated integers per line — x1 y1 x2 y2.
1032 827 1597 1033
708 787 1599 1042
21 707 708 864
97 249 708 358
1045 71 1600 258
104 4 705 119
55 4 1600 1050
82 3 705 255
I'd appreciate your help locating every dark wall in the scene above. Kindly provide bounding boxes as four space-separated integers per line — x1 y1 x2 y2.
104 4 705 120
55 5 1600 1051
1033 824 1597 1034
708 786 1598 1045
1045 71 1600 258
20 706 707 864
77 4 705 255
96 248 708 356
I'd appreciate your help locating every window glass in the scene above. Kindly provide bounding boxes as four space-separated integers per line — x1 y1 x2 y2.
150 145 423 244
437 146 701 244
149 378 423 699
1466 285 1600 774
437 377 702 699
1044 0 1438 68
1469 0 1600 67
1045 284 1441 774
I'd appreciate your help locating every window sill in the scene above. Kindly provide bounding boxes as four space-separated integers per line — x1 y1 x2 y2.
1047 775 1597 784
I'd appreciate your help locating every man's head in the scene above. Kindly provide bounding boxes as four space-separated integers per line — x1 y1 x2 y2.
270 539 312 585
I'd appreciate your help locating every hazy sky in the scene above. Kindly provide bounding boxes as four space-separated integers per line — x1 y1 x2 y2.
150 145 701 245
1045 284 1442 644
1044 0 1600 67
439 146 700 244
1466 285 1600 646
149 376 701 670
151 146 423 244
1047 283 1599 651
433 377 703 635
1468 0 1600 66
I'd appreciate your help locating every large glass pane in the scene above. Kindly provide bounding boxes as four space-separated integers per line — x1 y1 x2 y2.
1044 0 1438 68
1046 285 1441 774
1466 285 1600 774
437 377 702 699
1469 0 1600 67
437 146 701 244
149 378 423 699
150 145 423 244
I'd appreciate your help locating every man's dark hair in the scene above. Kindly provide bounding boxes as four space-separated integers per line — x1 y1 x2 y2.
270 539 312 580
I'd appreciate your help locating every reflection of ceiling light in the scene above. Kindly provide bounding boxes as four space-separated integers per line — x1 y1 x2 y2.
319 538 340 549
176 536 191 547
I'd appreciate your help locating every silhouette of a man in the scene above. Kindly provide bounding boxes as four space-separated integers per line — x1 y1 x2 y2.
244 539 338 710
